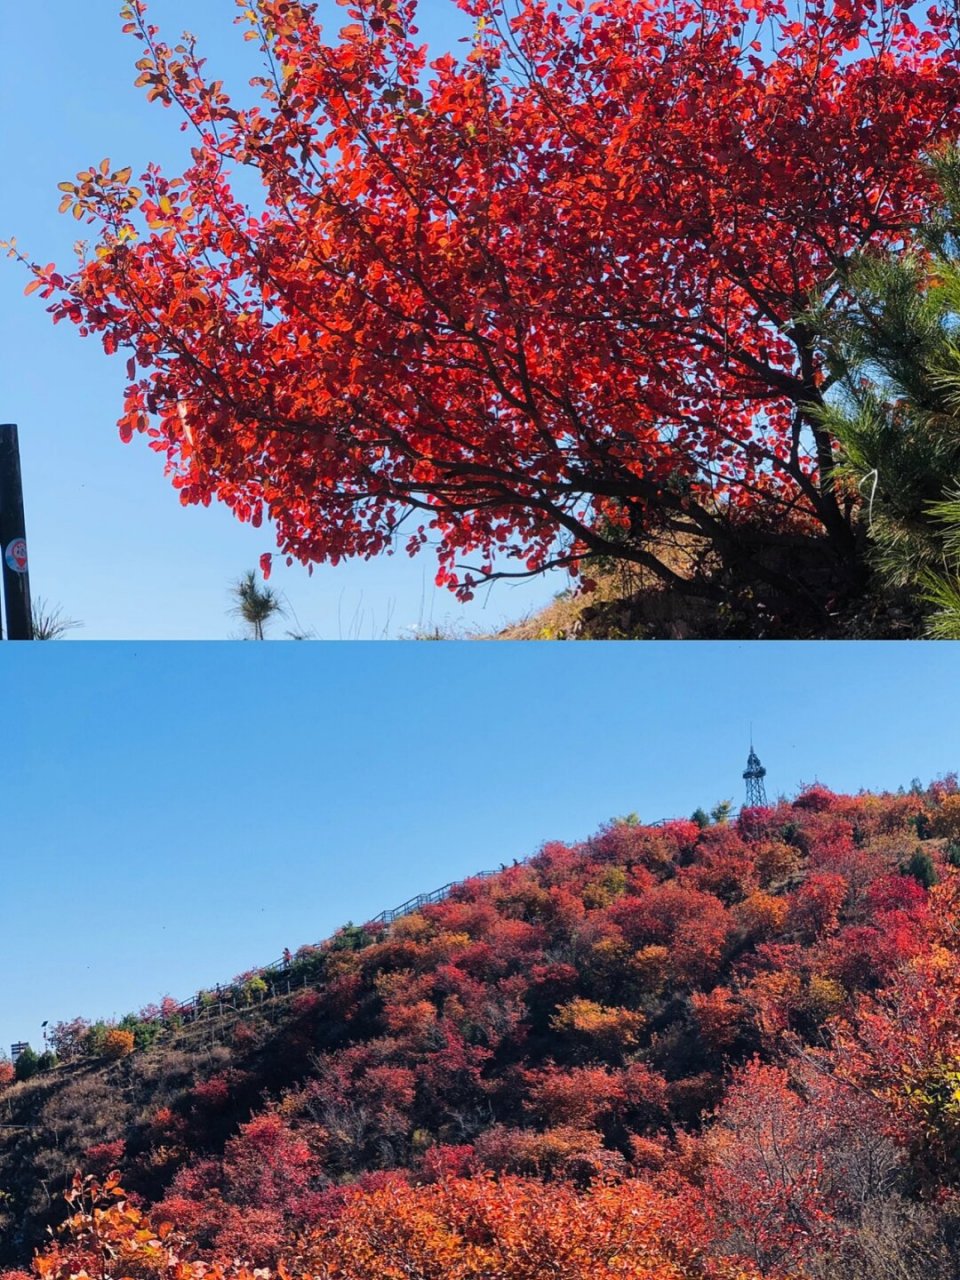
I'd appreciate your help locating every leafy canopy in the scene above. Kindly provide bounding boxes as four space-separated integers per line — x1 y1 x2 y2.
9 0 960 618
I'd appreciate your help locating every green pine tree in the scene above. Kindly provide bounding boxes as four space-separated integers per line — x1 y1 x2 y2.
230 570 287 640
807 147 960 636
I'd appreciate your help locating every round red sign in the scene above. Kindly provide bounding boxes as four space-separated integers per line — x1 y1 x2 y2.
5 538 27 574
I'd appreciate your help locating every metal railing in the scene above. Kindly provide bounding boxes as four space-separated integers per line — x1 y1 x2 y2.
162 869 502 1021
161 818 670 1022
367 870 498 926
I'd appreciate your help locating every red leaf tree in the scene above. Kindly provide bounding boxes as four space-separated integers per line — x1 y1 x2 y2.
12 0 960 625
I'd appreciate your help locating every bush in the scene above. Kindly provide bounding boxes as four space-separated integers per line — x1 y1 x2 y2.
911 813 934 840
902 850 938 889
933 794 960 841
241 976 268 1005
331 923 374 952
48 1017 91 1062
102 1030 135 1061
288 947 327 986
83 1023 110 1057
118 1014 161 1051
231 1020 259 1049
14 1047 39 1081
84 1139 126 1173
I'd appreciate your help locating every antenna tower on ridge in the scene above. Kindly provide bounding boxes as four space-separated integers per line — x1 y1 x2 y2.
743 739 768 808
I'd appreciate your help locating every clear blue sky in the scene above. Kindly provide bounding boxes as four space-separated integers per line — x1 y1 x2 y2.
0 2 561 639
0 640 953 1055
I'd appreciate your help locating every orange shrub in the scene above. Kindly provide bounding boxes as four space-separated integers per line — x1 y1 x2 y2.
754 841 800 888
736 891 788 938
27 1174 771 1280
302 1174 759 1279
933 793 960 842
550 998 644 1054
102 1029 135 1061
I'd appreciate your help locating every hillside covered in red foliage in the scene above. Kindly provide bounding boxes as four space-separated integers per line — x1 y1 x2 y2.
3 780 960 1277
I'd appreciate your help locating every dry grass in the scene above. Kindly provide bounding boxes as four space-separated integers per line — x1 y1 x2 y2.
492 570 646 640
486 525 724 640
491 553 717 640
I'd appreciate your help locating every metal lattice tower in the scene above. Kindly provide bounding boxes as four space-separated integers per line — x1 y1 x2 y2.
743 742 768 808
